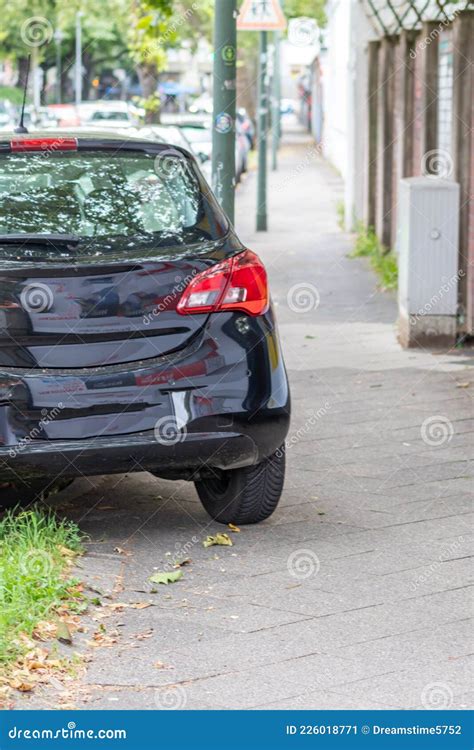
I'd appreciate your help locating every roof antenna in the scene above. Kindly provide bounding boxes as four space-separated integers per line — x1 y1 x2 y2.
14 55 31 134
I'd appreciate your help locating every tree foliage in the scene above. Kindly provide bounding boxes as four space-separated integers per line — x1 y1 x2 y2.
283 0 326 27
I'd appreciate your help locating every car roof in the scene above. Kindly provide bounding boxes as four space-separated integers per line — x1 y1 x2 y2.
0 129 198 162
0 129 147 143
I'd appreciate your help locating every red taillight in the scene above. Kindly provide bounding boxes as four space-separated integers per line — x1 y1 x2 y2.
177 250 268 316
10 137 78 153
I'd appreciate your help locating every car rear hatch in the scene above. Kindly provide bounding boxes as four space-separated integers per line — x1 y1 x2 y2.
0 135 230 370
0 251 216 369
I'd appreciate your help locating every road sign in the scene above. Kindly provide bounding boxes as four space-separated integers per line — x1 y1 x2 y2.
237 0 286 31
288 17 318 47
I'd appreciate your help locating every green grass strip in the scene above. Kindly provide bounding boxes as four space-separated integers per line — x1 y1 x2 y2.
350 223 398 290
0 507 83 665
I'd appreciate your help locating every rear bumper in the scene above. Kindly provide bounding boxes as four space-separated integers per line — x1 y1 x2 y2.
0 428 262 481
0 309 290 481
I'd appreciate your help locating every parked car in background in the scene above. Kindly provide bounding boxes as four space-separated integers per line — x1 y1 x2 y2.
188 94 213 115
22 106 60 131
137 124 194 154
180 121 250 185
137 123 211 183
180 122 213 182
46 104 81 127
235 118 251 178
0 100 15 131
236 108 256 149
78 101 138 129
180 122 212 161
0 130 290 523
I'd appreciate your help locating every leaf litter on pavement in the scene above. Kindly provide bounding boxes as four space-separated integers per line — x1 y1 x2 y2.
202 533 233 548
4 516 241 708
148 570 184 585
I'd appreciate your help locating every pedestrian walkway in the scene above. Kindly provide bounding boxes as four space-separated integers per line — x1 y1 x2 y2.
16 124 473 711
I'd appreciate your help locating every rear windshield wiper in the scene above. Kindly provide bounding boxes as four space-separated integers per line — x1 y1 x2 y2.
0 234 82 246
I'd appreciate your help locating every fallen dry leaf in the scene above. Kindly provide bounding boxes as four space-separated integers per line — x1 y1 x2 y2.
203 533 233 548
57 545 76 558
32 621 57 641
228 523 241 533
56 621 73 646
8 669 38 692
133 629 154 641
107 602 129 611
154 661 173 670
88 630 119 648
149 570 183 585
10 679 34 692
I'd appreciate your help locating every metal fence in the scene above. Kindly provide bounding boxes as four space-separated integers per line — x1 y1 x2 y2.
362 0 473 35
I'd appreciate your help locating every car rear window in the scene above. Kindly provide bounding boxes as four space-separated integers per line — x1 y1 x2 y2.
89 111 130 121
0 149 227 244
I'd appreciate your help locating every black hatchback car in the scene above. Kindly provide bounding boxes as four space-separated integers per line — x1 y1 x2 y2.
0 132 290 524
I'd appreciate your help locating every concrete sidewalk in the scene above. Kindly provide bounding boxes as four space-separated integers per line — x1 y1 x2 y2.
17 126 473 711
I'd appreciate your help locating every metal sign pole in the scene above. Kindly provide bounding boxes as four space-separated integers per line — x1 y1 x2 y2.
212 0 237 224
256 30 268 231
237 0 286 231
271 30 281 171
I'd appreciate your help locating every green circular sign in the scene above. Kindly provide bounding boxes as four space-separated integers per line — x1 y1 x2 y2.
222 45 236 63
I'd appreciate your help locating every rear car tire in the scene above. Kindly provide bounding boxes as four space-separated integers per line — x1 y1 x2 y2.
195 447 285 525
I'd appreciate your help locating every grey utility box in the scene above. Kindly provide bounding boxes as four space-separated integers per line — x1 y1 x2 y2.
397 177 460 348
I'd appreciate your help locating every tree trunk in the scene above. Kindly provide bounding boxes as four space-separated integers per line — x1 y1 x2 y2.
82 50 94 101
17 57 30 88
40 64 48 104
136 62 160 123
